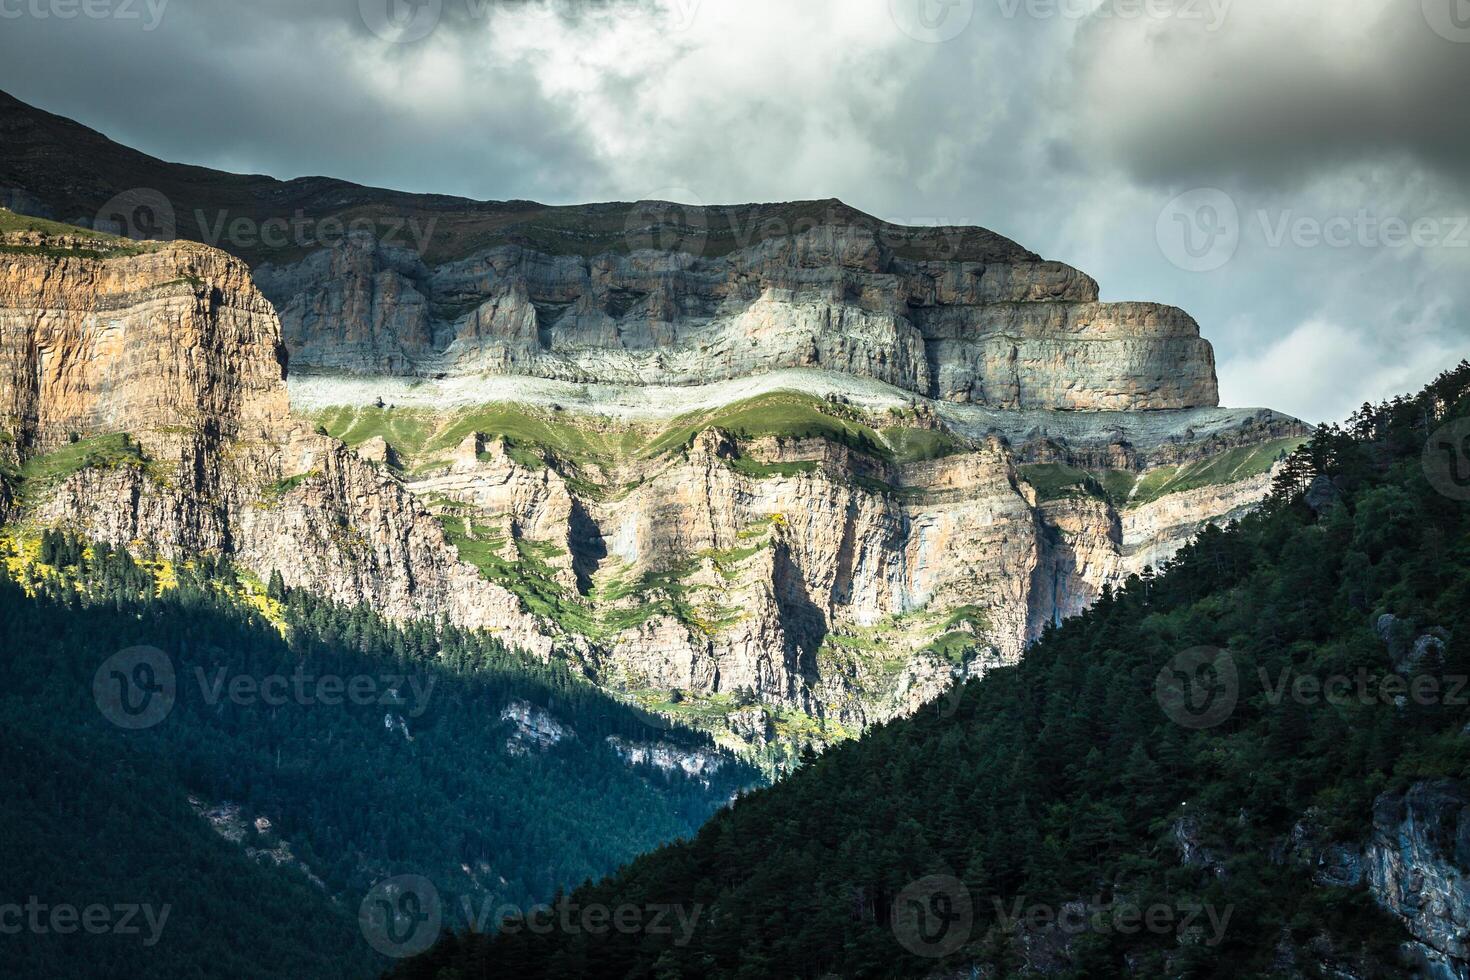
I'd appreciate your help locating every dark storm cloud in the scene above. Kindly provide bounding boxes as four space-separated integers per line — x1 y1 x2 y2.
1066 0 1470 191
0 0 609 199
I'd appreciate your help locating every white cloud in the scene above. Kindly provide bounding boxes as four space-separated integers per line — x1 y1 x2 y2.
1218 319 1461 424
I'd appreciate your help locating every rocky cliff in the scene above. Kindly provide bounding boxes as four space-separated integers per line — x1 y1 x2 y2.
1366 781 1470 979
0 203 1303 759
0 225 286 454
252 225 1218 411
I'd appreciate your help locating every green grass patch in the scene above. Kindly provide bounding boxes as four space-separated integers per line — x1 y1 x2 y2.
941 604 988 632
725 457 821 479
1130 436 1305 503
261 471 315 498
1021 437 1304 508
16 433 147 496
0 209 156 258
920 630 983 666
642 392 890 460
878 426 965 463
310 395 973 507
1019 463 1110 503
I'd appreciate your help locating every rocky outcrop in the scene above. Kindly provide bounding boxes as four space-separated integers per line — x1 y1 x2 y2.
501 701 573 756
190 797 327 891
605 736 725 783
1366 781 1470 978
0 94 1220 411
1 93 1224 409
0 235 287 452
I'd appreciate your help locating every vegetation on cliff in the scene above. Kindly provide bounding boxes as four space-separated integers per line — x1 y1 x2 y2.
391 362 1470 978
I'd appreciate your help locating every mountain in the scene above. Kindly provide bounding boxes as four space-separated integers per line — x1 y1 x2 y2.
385 362 1470 979
0 90 1305 761
0 88 1215 409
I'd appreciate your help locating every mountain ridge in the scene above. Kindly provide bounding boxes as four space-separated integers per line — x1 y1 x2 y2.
0 88 1302 757
0 88 1217 413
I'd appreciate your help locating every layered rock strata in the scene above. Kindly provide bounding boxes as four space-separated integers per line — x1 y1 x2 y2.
255 227 1218 411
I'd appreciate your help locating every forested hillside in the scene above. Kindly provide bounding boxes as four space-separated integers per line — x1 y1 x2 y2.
390 362 1470 978
0 542 755 979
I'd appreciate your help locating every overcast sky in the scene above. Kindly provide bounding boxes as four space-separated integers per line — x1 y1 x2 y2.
1 0 1467 423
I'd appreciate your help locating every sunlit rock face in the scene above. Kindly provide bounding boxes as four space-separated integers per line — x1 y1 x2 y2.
0 211 1304 756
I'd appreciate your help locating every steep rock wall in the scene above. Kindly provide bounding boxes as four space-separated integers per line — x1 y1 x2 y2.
255 227 1219 411
0 236 286 451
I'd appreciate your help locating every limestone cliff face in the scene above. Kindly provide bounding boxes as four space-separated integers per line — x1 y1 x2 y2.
0 212 1300 754
0 234 287 452
254 223 1218 411
397 424 1296 734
